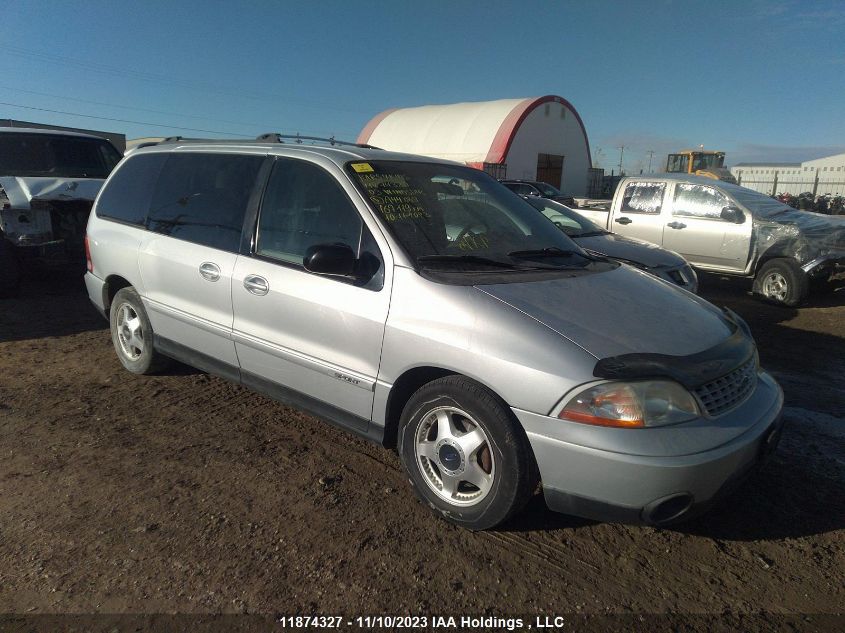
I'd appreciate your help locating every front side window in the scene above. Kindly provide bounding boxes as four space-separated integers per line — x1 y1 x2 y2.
620 182 666 214
147 153 263 252
256 158 363 265
673 184 729 219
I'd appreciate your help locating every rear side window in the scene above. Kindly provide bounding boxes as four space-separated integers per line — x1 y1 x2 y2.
96 154 167 226
620 182 666 214
147 153 263 252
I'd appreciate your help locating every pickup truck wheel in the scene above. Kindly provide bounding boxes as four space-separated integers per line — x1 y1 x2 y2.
109 287 171 374
398 375 537 530
753 259 808 307
0 238 21 298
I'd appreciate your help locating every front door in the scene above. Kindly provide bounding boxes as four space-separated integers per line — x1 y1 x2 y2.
232 157 391 426
663 182 752 272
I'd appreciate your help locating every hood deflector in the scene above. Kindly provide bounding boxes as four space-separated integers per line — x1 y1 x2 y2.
593 309 755 389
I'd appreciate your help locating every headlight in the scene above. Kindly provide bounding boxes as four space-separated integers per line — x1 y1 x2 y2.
558 381 700 428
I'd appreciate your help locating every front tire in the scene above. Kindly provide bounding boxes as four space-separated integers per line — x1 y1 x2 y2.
109 287 170 374
753 258 808 307
398 376 537 530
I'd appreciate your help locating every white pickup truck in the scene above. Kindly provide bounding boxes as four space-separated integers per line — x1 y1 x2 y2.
577 174 845 306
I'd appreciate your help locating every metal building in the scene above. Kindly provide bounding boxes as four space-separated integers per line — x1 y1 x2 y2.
731 152 845 196
357 96 592 196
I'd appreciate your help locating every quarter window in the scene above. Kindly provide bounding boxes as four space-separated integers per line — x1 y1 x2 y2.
620 182 666 214
146 153 263 252
673 183 730 220
256 159 363 265
96 153 167 226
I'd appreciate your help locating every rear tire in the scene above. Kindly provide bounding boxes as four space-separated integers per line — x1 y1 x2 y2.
0 237 21 298
753 259 808 307
109 287 171 374
397 375 537 530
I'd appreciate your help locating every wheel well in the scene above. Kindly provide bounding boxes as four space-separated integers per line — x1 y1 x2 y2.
103 275 133 311
755 254 807 280
382 367 454 448
754 250 798 276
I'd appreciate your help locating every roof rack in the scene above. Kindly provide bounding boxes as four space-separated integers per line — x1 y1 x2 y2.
255 132 381 150
150 134 381 150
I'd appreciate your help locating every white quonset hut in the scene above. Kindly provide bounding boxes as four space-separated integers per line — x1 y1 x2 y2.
357 96 592 196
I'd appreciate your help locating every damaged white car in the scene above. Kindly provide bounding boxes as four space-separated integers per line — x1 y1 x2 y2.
0 127 121 296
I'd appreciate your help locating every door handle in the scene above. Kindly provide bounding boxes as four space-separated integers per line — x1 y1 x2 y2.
667 221 687 230
615 216 632 225
243 274 269 296
199 262 221 282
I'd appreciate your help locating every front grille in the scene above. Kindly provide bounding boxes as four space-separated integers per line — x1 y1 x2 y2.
694 358 757 417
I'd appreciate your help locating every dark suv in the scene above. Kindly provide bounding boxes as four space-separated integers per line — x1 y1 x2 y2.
499 179 576 207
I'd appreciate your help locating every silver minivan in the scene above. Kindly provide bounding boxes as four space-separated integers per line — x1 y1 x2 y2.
84 137 784 530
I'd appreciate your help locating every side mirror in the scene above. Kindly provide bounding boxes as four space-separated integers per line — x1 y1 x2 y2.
303 243 356 276
720 206 745 224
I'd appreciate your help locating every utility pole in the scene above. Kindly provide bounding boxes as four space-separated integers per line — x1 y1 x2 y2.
617 146 625 176
646 150 655 173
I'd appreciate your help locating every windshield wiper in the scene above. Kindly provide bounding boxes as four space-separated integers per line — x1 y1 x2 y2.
569 230 608 238
417 254 567 271
506 246 576 258
417 254 524 269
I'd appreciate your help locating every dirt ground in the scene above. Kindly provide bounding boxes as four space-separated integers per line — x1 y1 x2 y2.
0 270 842 628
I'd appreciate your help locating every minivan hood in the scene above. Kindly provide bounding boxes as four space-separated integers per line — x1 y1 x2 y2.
475 265 732 359
0 176 104 209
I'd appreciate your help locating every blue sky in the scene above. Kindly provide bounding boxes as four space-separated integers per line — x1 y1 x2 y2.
2 0 844 171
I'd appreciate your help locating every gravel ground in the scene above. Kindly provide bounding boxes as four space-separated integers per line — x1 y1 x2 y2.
0 271 842 630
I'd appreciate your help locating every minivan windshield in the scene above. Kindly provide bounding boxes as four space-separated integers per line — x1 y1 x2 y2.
0 133 121 178
347 160 593 271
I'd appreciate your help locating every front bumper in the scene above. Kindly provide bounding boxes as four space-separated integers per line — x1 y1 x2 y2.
802 251 845 278
513 372 784 525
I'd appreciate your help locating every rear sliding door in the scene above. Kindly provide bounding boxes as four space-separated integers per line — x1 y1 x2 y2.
138 152 264 375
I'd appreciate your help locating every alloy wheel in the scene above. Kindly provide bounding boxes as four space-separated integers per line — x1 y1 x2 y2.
116 303 145 360
414 406 495 506
761 272 789 302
